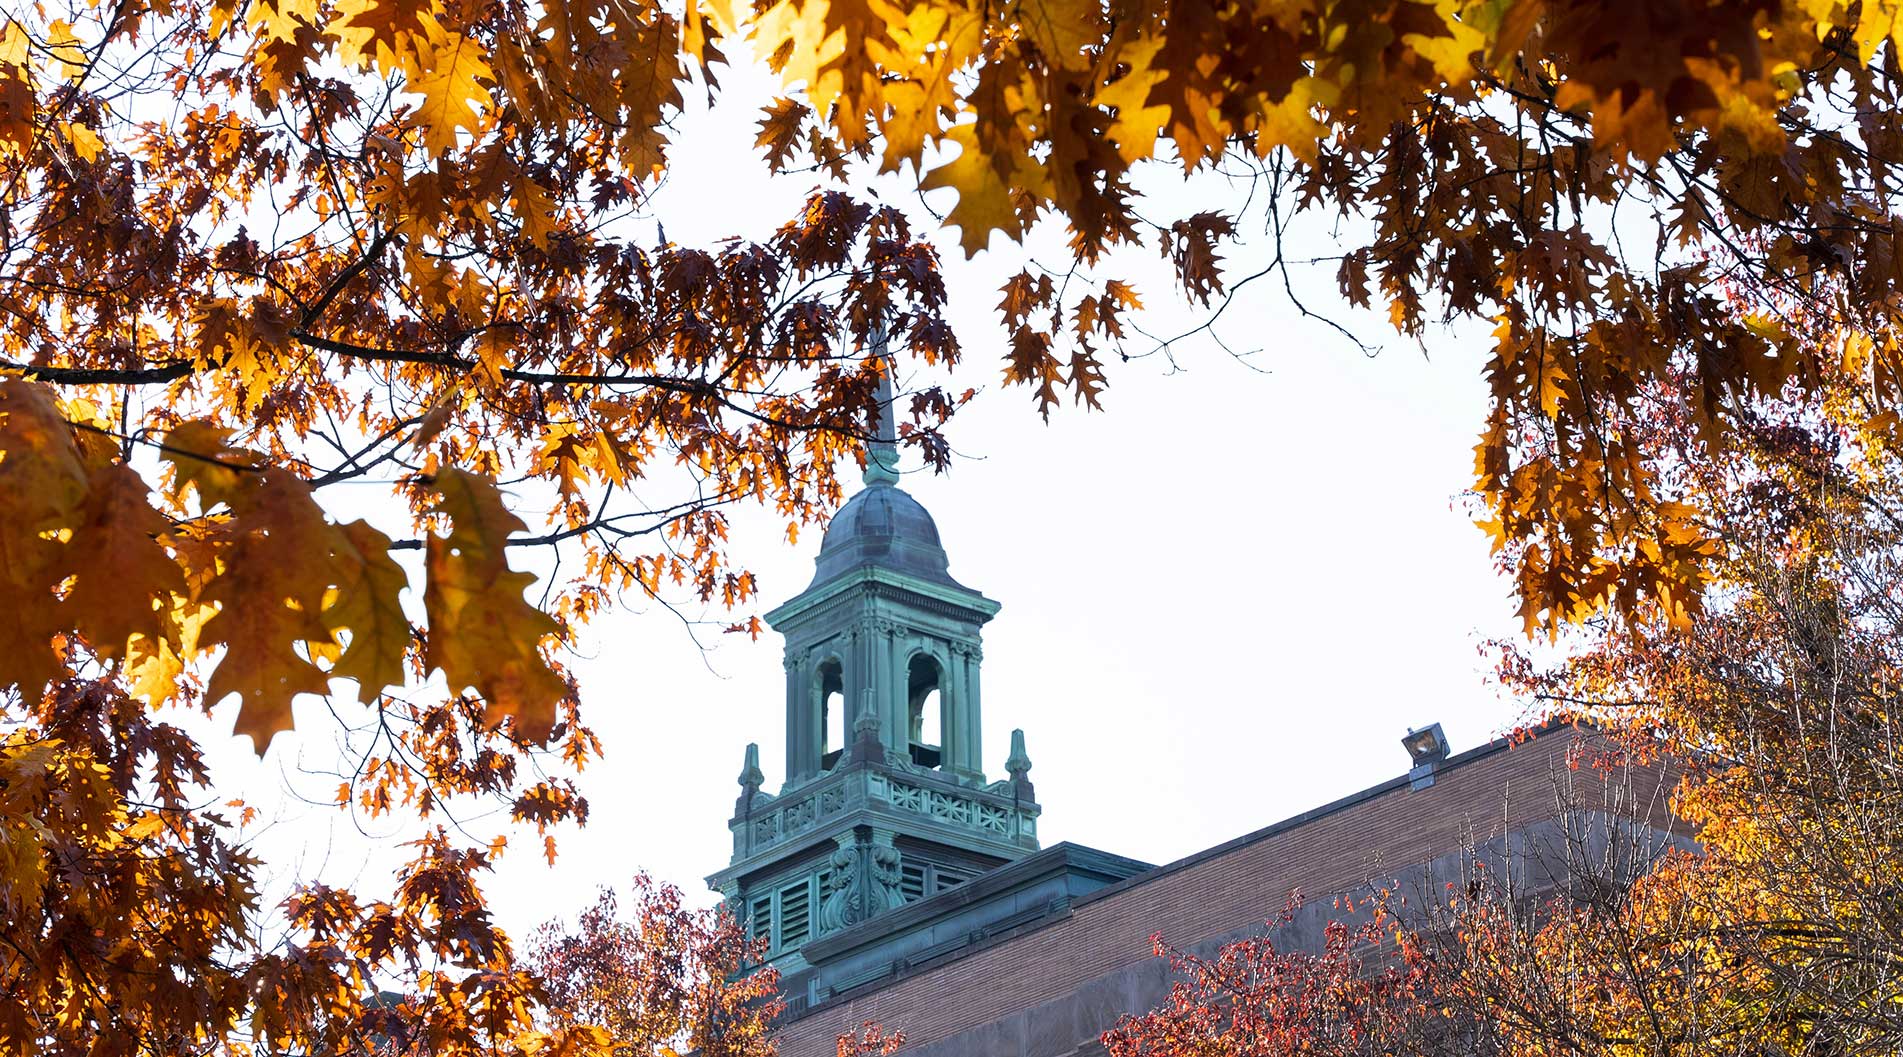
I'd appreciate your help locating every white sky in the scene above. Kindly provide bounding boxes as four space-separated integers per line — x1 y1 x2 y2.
185 51 1529 943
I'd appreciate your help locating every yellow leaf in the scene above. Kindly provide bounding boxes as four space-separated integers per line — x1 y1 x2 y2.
870 3 980 172
330 0 445 75
62 121 103 162
918 123 1030 257
512 176 558 247
1249 76 1336 167
1104 279 1142 310
47 20 88 83
0 20 34 157
1399 0 1485 83
124 631 188 706
538 421 590 498
407 32 494 155
751 0 848 120
325 519 411 697
1014 0 1103 70
1538 355 1569 418
473 324 514 387
1093 33 1171 165
162 420 259 508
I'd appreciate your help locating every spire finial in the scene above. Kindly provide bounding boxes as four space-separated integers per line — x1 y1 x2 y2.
738 743 765 792
1006 729 1032 780
1006 728 1034 801
864 328 900 486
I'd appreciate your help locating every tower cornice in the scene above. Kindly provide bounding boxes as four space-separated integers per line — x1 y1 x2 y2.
765 564 1000 629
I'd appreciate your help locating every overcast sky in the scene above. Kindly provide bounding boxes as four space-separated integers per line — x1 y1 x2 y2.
193 50 1530 942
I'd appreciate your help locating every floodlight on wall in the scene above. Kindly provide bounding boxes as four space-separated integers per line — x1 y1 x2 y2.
1402 723 1449 764
1403 723 1450 789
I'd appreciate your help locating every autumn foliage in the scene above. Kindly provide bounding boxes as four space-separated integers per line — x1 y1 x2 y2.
2 0 959 1046
6 0 1903 1053
1102 904 1440 1057
723 0 1903 637
1449 374 1903 1054
526 875 782 1057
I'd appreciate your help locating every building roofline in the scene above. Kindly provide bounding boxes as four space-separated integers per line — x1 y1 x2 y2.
780 720 1584 1021
1068 719 1576 913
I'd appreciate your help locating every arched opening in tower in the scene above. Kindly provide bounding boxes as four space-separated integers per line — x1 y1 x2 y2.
908 654 943 769
819 659 845 769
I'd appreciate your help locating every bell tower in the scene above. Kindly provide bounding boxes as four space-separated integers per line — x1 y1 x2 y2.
708 364 1040 975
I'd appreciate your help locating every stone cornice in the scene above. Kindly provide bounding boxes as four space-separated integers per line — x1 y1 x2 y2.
765 565 1001 629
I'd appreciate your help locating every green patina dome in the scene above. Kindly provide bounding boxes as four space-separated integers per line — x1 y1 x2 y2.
809 481 966 590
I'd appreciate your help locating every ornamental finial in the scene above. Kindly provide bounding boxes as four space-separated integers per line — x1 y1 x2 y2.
863 328 900 486
738 742 764 792
1006 729 1032 781
1006 728 1034 801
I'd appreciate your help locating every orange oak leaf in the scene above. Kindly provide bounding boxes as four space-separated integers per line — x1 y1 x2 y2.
423 468 567 741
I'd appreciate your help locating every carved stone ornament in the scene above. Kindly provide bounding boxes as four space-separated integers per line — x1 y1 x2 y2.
818 838 906 934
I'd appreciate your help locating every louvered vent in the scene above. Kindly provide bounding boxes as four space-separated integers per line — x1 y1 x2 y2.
748 894 772 946
779 880 810 948
899 861 927 903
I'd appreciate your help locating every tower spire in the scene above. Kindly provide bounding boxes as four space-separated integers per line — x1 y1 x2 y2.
711 391 1040 970
864 329 900 486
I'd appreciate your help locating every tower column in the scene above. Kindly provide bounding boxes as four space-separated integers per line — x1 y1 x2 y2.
869 619 895 755
784 657 809 782
842 627 862 749
945 647 968 775
886 626 906 754
811 666 828 771
963 647 984 778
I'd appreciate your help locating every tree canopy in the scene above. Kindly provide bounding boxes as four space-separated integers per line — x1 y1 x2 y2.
1452 360 1903 1055
5 0 1903 1052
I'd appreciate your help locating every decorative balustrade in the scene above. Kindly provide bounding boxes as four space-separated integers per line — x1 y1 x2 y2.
736 764 1034 858
875 776 1017 836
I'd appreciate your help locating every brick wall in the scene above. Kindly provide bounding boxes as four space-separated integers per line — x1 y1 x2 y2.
773 725 1675 1057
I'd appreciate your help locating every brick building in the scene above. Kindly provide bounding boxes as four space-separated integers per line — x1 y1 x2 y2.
708 381 1672 1057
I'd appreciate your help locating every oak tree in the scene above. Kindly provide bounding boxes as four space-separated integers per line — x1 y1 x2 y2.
721 0 1903 636
9 0 1903 1053
1445 365 1903 1055
0 0 956 1050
